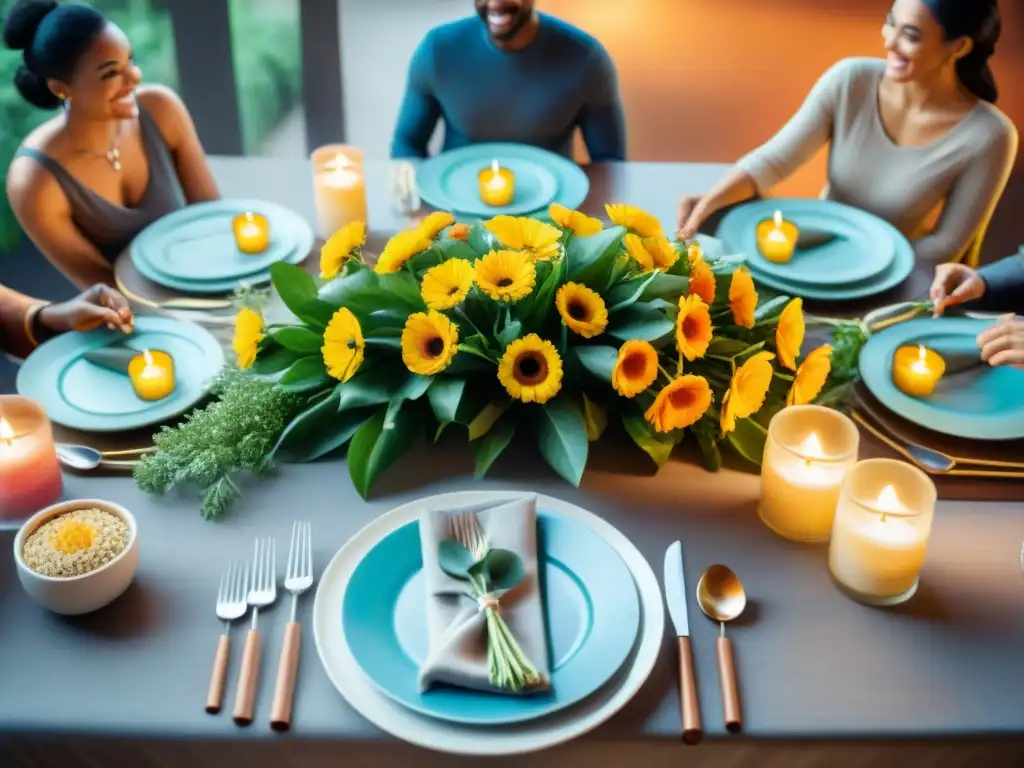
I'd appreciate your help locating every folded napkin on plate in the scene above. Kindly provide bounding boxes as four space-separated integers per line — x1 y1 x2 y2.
417 494 551 694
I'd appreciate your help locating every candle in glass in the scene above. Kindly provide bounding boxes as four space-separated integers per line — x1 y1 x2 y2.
312 145 368 240
128 349 175 401
0 396 62 520
759 405 860 542
477 159 515 206
232 212 270 254
892 345 945 398
755 210 799 264
829 459 936 606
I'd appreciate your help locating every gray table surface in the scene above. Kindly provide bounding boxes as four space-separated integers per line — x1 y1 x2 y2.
3 159 1024 767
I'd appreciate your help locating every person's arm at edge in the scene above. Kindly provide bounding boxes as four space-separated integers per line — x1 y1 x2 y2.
0 283 44 360
577 43 626 162
391 33 442 159
967 253 1024 314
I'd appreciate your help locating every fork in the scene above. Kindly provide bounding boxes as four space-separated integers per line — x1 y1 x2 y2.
270 521 313 731
233 537 276 726
205 562 248 714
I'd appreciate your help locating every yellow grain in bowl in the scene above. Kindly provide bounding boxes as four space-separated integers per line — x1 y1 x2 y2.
21 507 129 578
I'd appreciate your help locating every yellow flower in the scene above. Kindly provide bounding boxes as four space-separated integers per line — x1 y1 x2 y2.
675 294 713 362
449 222 470 241
555 282 608 338
720 351 775 434
322 307 365 382
484 215 562 261
776 298 805 371
319 221 366 280
475 249 536 303
548 203 602 236
645 375 713 433
605 203 663 238
375 228 433 274
787 345 832 406
612 340 659 398
687 242 703 264
729 266 758 329
623 234 679 272
421 258 474 311
232 307 264 370
688 255 717 306
419 211 455 239
497 334 563 404
401 310 459 375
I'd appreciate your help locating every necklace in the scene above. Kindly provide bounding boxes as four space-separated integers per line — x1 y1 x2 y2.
73 122 123 171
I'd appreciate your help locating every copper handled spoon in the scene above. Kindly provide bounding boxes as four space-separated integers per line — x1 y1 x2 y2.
696 564 746 733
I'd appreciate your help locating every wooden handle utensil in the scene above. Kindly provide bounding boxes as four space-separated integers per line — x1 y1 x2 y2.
233 629 261 726
677 636 702 744
205 634 230 714
716 636 741 732
270 622 301 731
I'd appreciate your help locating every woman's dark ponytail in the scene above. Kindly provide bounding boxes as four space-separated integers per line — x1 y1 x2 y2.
922 0 1001 104
956 43 998 104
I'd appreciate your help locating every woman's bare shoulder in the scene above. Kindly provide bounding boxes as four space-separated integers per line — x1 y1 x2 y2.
136 85 192 143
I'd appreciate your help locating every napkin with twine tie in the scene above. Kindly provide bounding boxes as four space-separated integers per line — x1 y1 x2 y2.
417 495 551 694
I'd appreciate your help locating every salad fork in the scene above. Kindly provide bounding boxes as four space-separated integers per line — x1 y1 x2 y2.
270 521 313 731
233 537 276 726
205 562 247 714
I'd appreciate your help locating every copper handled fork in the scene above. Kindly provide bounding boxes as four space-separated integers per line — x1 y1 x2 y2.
205 562 248 714
233 537 276 726
270 521 313 731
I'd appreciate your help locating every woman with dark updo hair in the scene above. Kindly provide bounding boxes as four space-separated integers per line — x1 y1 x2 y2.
3 0 219 288
677 0 1018 268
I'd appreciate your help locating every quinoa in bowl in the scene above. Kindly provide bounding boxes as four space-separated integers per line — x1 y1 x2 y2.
22 507 129 578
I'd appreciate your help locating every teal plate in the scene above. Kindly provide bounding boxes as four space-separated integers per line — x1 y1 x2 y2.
16 317 225 432
343 511 640 725
717 199 914 300
417 143 589 218
859 317 1024 440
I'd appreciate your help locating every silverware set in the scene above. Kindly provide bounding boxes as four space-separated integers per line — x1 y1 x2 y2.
56 442 154 471
205 522 313 731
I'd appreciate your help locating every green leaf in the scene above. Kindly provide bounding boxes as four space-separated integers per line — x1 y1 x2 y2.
496 317 522 348
727 417 769 466
435 239 479 262
407 247 442 273
271 262 334 327
519 256 565 332
567 226 625 290
376 271 427 313
606 271 659 312
336 366 399 412
534 398 589 486
707 337 753 358
467 222 497 255
347 406 422 498
427 377 467 423
317 264 379 313
607 303 674 342
271 390 370 462
458 334 497 362
270 326 323 355
468 399 511 440
573 345 619 382
364 326 402 349
251 346 301 375
279 356 330 393
437 539 475 579
471 414 516 478
622 411 675 468
384 375 433 428
755 295 791 324
481 548 525 591
692 416 723 471
644 273 690 301
582 394 608 441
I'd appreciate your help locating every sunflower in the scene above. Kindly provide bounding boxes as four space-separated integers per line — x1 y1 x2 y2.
475 249 536 302
605 203 663 238
775 298 805 371
421 258 474 311
623 234 679 271
720 351 775 434
322 307 365 382
449 222 470 241
497 334 563 404
232 307 264 370
401 310 459 375
687 255 716 305
611 340 659 398
319 221 366 280
675 294 713 361
548 203 603 236
419 211 455 239
555 282 608 338
729 266 758 329
375 228 433 274
484 215 562 261
645 375 713 433
787 345 832 406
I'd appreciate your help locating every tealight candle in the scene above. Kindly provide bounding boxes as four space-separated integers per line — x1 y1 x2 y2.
312 145 368 240
0 396 62 520
755 210 799 264
829 458 936 606
892 345 945 398
759 405 860 542
478 159 515 206
232 212 270 254
128 349 175 401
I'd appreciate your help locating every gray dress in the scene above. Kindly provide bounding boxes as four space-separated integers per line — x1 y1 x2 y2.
15 105 186 262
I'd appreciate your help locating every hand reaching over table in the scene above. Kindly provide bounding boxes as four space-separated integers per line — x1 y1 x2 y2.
976 315 1024 369
930 263 986 315
38 285 134 335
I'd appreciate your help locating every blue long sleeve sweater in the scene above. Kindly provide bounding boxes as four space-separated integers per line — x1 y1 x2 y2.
971 252 1024 314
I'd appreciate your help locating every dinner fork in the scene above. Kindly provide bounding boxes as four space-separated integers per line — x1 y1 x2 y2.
270 521 313 731
206 562 248 714
233 537 276 726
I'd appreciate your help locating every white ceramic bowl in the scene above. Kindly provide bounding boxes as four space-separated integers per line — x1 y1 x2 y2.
13 498 139 615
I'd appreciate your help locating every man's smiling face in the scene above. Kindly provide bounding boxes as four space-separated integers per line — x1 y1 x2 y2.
475 0 535 42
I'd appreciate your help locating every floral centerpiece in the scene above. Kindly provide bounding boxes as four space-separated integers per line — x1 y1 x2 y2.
135 204 855 518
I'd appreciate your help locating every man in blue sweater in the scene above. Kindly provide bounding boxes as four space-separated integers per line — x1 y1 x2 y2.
391 0 626 161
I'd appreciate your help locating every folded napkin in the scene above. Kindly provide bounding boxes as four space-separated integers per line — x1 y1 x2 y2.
417 495 551 694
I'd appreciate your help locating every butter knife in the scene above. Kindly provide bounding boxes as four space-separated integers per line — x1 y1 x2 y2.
664 541 701 744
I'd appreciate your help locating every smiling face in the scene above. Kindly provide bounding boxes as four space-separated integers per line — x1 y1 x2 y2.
474 0 535 42
50 23 142 120
881 0 971 84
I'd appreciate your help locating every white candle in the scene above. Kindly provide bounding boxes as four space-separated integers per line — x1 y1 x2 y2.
312 145 368 240
767 211 789 244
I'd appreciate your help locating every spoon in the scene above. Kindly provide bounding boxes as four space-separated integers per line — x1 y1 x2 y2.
696 564 746 733
56 443 154 471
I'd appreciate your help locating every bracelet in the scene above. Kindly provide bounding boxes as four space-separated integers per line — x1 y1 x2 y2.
23 301 51 350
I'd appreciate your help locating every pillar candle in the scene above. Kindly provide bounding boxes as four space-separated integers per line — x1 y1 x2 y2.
312 144 368 240
0 396 62 520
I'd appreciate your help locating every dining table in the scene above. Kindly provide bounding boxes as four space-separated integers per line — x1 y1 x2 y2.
1 157 1023 768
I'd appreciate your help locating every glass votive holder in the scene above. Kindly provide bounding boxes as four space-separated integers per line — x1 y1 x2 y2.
829 458 937 606
759 405 860 542
312 144 368 240
0 395 63 520
232 211 270 254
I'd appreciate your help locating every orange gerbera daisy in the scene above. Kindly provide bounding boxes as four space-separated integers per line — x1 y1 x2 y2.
720 351 775 434
611 340 659 398
644 375 713 433
687 255 716 305
675 294 713 362
787 345 833 406
623 234 680 272
605 203 663 238
548 203 603 236
729 266 757 329
775 298 805 371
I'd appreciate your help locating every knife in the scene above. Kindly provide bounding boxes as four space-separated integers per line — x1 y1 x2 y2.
664 541 702 744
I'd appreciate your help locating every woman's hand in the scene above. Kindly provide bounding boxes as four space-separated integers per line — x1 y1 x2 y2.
976 315 1024 369
929 263 986 316
677 195 712 240
37 285 134 334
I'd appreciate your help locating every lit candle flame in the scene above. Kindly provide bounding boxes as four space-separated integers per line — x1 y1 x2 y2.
800 432 824 467
773 210 784 228
491 158 500 176
0 416 13 447
909 345 931 374
876 484 902 521
140 349 162 380
143 349 154 367
329 152 353 172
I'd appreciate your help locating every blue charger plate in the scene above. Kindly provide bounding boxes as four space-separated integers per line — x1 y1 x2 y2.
417 143 589 218
859 317 1024 440
16 316 225 432
342 511 640 725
